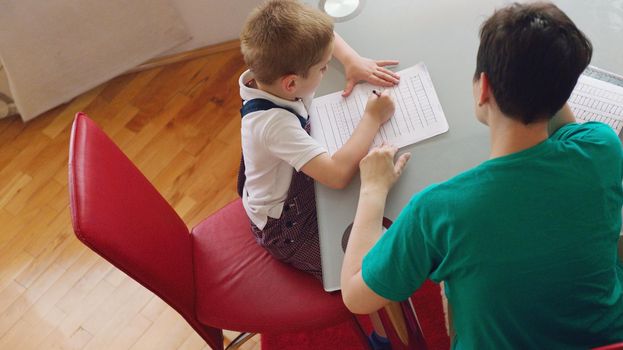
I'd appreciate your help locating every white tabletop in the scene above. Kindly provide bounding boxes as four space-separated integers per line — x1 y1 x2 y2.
306 0 623 291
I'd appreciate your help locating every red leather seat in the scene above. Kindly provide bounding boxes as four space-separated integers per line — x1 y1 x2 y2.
594 343 623 350
192 200 355 333
68 113 369 349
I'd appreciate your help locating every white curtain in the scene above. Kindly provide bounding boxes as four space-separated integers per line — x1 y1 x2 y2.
0 65 17 119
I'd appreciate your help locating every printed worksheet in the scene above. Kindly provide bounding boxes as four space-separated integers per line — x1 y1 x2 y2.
309 63 449 155
569 67 623 134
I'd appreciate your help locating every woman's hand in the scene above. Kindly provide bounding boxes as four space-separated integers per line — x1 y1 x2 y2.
343 56 400 97
359 144 411 195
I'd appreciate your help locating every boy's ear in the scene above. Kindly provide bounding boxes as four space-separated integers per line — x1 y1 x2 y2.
281 74 298 93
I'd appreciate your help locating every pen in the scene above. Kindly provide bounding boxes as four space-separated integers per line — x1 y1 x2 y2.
372 90 382 97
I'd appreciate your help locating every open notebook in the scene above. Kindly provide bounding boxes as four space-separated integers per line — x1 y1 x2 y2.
569 66 623 135
309 63 449 155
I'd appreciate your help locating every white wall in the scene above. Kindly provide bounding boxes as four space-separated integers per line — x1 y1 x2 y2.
165 0 264 55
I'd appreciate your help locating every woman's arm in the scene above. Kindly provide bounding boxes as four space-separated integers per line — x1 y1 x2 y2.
340 145 410 313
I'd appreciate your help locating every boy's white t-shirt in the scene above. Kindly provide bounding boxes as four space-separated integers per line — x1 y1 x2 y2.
239 70 327 229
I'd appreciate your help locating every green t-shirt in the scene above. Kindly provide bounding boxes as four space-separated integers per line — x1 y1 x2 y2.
362 122 623 349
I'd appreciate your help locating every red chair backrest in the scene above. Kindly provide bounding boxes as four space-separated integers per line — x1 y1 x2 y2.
68 112 195 318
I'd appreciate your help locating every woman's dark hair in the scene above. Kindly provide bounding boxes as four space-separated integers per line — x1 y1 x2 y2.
475 2 592 124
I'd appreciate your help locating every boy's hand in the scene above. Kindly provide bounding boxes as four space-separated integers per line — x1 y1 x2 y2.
342 56 400 97
363 91 395 126
360 144 411 195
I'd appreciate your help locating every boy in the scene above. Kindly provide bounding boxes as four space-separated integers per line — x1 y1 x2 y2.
341 2 623 349
238 0 397 280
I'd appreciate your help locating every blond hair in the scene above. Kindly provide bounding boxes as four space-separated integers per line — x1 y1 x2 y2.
240 0 334 84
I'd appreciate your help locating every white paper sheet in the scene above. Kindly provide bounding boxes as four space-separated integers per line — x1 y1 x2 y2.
569 68 623 134
309 63 449 155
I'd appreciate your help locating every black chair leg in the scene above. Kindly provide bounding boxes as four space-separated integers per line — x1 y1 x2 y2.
225 332 256 350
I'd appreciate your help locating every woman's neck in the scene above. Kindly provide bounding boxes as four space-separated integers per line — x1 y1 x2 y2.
488 112 549 158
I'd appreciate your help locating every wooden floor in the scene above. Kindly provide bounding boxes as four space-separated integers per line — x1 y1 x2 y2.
0 48 262 349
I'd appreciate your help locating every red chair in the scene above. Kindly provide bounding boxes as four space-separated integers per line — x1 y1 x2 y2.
68 113 371 349
594 343 623 350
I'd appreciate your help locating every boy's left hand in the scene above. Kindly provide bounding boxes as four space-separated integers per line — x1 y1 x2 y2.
342 56 400 97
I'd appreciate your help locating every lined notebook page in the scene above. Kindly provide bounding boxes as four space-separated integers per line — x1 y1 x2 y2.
309 63 449 155
569 66 623 134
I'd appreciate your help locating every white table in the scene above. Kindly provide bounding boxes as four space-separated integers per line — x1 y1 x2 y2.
307 0 623 291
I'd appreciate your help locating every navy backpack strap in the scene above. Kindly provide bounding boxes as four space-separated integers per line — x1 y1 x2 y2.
237 98 308 197
240 98 307 128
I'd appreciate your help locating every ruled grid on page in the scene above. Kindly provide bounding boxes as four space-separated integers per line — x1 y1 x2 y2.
569 67 623 135
309 63 449 155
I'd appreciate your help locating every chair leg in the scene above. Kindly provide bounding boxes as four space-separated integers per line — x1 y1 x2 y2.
225 332 256 350
349 315 373 349
378 300 428 350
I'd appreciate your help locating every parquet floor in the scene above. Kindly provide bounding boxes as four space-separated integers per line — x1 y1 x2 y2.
0 47 261 349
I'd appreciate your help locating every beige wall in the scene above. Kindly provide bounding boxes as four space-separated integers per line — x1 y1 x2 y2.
0 0 264 120
164 0 264 55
